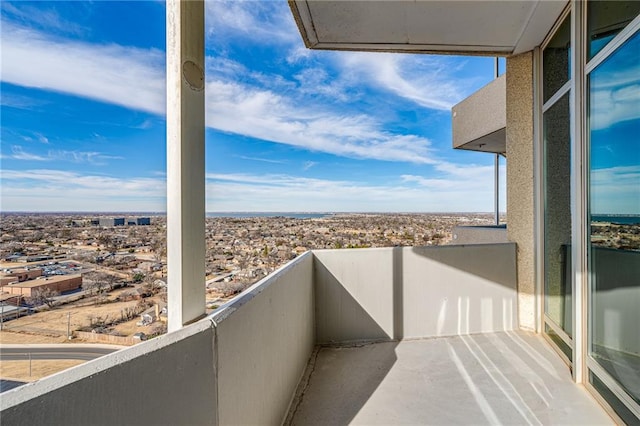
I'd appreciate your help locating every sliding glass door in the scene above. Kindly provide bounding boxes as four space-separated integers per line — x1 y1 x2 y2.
586 4 640 421
540 2 640 421
542 11 574 363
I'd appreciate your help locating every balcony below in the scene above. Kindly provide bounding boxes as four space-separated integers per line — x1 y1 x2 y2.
452 74 506 155
452 224 508 245
0 244 613 425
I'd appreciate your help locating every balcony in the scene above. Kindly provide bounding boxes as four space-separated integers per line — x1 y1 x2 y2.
452 74 506 155
0 244 612 425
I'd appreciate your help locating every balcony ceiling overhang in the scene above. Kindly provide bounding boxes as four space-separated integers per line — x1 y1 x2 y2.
289 0 568 56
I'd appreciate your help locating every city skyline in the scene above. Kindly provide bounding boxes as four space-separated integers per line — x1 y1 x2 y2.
1 1 506 213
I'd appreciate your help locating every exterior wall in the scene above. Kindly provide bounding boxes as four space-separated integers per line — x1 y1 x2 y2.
313 244 518 344
215 252 315 426
1 277 17 286
506 51 536 331
0 321 218 426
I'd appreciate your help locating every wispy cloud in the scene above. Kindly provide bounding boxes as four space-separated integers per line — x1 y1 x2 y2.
1 169 166 212
591 166 640 214
337 53 467 110
590 36 640 130
1 20 165 115
303 161 317 171
1 2 87 36
238 155 286 164
206 171 503 212
206 79 438 164
7 146 48 161
0 93 50 110
4 146 122 165
2 21 443 165
205 0 298 44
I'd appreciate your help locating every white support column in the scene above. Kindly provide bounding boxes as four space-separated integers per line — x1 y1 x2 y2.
166 0 206 332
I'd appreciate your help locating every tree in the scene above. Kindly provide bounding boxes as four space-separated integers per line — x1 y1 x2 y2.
83 271 114 305
28 288 60 309
151 238 166 263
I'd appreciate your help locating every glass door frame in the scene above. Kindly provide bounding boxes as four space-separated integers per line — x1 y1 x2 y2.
583 6 640 420
536 4 575 369
536 1 640 421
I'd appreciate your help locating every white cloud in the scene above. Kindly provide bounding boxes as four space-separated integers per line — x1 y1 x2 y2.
206 79 438 164
205 0 298 44
238 155 286 164
1 2 87 36
205 171 503 212
2 164 505 212
2 21 443 165
589 42 640 130
4 146 122 165
591 166 640 214
337 53 465 110
7 146 47 161
0 169 166 212
1 21 165 115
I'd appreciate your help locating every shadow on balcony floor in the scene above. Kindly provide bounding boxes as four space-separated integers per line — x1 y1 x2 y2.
288 331 613 425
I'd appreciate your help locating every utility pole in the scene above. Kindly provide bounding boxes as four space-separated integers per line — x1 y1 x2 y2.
67 312 71 340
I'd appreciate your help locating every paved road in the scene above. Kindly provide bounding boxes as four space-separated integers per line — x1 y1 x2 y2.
0 345 119 361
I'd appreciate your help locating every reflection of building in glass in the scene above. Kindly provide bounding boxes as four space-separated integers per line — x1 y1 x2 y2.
1 1 638 425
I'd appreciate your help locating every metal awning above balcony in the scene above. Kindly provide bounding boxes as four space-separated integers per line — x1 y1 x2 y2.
452 74 506 155
289 0 568 55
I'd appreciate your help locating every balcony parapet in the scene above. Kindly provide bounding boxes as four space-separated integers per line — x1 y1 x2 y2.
451 224 508 245
1 244 520 425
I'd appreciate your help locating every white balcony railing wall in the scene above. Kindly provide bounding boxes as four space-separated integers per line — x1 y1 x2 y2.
1 244 526 425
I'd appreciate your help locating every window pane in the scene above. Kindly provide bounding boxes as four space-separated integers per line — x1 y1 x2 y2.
545 323 573 361
543 93 572 338
588 30 640 405
590 372 639 424
543 14 571 103
588 1 640 60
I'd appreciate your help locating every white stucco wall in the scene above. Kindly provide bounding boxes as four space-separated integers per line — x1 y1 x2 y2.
313 244 518 344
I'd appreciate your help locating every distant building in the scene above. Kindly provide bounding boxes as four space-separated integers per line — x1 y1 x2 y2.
4 274 82 297
99 218 125 227
0 268 43 287
126 217 151 226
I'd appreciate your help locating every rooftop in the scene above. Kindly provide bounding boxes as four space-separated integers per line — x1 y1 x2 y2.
4 274 81 289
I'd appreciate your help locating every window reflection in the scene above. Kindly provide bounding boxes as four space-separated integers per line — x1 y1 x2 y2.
543 94 572 338
588 30 640 405
543 14 571 103
588 1 640 60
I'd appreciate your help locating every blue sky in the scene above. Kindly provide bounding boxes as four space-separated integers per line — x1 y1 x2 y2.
1 1 507 213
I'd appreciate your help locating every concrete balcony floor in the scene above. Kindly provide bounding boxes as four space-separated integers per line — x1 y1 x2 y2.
289 331 612 425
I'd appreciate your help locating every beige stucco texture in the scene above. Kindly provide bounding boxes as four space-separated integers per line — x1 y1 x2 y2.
506 51 536 331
